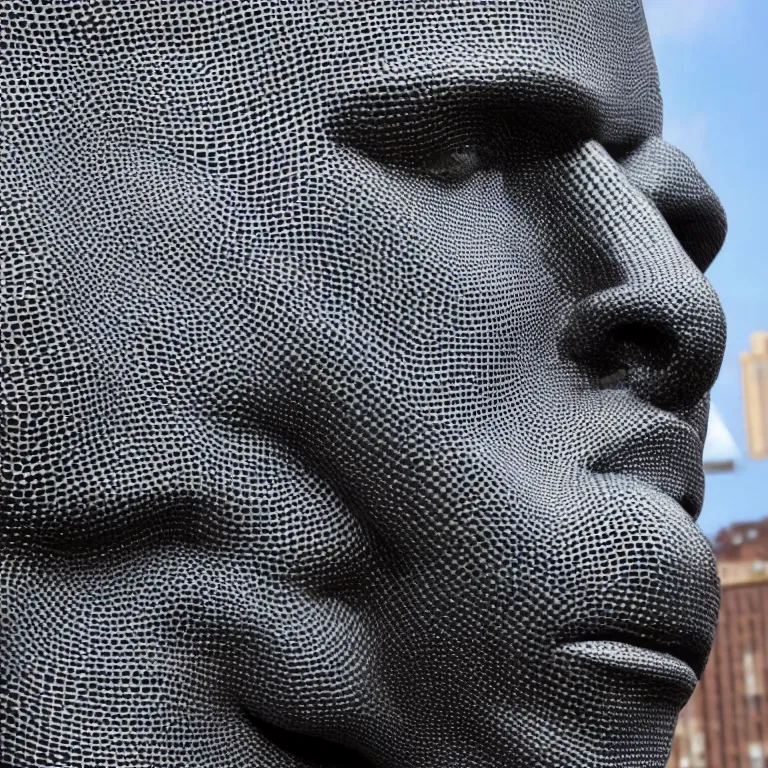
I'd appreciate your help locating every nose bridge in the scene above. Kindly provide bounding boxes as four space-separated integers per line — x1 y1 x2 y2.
619 136 727 273
558 140 726 413
558 140 696 285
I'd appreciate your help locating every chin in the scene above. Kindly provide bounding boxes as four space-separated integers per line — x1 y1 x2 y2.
527 657 691 767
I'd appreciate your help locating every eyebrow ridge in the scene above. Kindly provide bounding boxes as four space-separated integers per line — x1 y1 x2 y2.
324 67 655 150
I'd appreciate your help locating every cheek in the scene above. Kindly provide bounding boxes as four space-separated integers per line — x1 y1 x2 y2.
218 159 590 568
294 158 568 406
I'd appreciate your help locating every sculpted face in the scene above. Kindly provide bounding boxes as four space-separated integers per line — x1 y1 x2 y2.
3 1 727 766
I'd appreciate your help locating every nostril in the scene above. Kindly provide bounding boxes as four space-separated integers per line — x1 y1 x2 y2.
598 367 628 390
243 708 377 767
608 323 676 370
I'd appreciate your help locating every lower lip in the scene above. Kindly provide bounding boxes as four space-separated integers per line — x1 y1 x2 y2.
555 640 699 694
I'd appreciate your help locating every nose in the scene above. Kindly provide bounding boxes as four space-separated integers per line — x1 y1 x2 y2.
560 138 727 413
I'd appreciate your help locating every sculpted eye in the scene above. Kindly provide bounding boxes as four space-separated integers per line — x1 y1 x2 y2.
424 144 488 183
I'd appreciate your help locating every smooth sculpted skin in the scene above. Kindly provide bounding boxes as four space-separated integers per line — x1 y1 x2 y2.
2 1 728 766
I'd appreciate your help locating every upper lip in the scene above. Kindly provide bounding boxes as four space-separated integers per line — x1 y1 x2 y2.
562 406 714 680
585 409 705 519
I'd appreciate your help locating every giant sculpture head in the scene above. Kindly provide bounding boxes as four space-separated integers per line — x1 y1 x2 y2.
2 1 728 766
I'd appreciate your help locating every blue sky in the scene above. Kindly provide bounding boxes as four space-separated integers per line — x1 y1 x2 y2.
643 0 768 538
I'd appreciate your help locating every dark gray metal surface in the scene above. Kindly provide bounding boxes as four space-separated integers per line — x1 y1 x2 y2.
1 2 727 765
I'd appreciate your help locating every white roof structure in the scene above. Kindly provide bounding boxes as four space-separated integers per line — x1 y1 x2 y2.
703 402 741 473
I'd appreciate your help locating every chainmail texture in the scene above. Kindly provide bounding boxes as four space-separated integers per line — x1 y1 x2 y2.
2 2 728 766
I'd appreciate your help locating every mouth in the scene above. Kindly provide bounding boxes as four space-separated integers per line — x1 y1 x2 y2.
561 631 705 680
555 637 703 699
586 411 706 520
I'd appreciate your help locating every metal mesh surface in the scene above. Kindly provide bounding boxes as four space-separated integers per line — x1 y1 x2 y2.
2 2 727 766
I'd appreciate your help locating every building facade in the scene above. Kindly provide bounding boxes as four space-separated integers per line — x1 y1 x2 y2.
741 331 768 461
668 519 768 768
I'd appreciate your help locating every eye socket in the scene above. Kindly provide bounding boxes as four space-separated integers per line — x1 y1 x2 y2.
423 143 488 183
332 108 513 182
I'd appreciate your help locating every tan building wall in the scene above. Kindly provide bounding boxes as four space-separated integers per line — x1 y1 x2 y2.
741 331 768 460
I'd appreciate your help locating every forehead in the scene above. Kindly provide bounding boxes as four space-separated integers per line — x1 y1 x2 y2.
13 0 661 151
282 0 661 146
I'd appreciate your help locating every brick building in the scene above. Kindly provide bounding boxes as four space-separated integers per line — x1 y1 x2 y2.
667 518 768 768
713 519 768 565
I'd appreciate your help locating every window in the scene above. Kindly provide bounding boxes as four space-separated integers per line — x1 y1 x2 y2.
748 743 763 768
744 652 758 697
691 733 706 762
